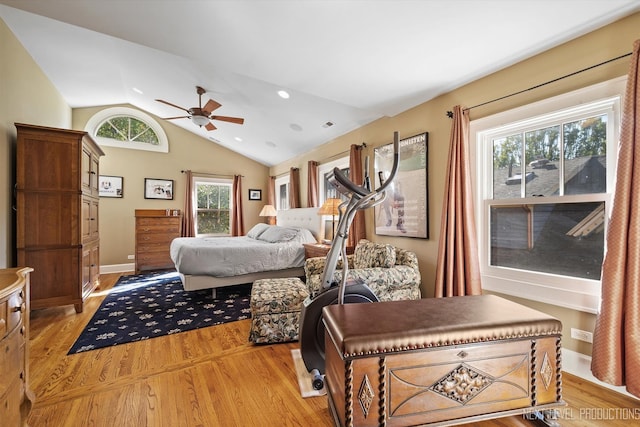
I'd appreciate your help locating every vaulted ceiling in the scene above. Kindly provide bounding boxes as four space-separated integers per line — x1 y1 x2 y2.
2 1 639 166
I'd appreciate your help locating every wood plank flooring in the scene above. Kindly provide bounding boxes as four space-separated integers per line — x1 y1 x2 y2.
26 273 638 426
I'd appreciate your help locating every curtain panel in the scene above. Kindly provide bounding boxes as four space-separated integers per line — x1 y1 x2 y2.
591 39 640 398
348 144 366 248
267 175 276 225
434 105 482 297
232 175 245 236
289 167 301 209
181 170 195 237
307 160 319 208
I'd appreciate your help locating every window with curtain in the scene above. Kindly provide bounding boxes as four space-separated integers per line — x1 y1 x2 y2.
472 78 624 313
85 106 169 152
318 156 349 204
275 175 290 210
194 177 232 236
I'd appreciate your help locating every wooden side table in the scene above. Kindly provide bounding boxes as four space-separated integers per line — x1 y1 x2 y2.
303 243 354 259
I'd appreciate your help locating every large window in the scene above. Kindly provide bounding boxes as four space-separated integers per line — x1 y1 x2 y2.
275 175 290 211
85 107 169 153
318 156 350 204
193 177 232 236
472 78 624 313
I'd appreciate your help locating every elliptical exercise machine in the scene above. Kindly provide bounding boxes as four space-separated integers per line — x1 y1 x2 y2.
299 131 401 385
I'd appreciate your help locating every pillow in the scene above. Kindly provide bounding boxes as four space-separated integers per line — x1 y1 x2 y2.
354 239 396 269
246 223 270 239
257 226 298 243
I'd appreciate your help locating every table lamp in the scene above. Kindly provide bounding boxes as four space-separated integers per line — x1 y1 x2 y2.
259 204 277 225
318 198 342 242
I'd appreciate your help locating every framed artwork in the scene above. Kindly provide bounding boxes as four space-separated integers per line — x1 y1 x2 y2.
144 178 174 200
99 175 123 198
248 189 262 201
374 132 429 238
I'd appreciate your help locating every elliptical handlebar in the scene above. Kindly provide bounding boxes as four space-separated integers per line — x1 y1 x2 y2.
318 131 401 301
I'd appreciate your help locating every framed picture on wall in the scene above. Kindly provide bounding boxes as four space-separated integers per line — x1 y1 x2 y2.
99 175 124 198
374 132 429 238
248 189 262 201
144 178 174 200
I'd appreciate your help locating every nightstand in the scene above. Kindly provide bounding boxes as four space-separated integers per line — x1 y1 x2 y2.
303 243 354 259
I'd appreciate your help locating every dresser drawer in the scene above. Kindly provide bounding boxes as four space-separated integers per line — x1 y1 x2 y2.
136 253 173 270
136 232 178 245
0 326 24 391
6 290 25 335
137 217 181 228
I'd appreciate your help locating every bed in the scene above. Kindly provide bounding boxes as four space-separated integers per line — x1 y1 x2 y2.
170 207 323 292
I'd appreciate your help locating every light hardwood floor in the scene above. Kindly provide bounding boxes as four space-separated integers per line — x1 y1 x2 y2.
27 273 638 426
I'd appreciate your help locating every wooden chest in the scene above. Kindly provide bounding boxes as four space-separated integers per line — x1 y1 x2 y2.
323 295 563 427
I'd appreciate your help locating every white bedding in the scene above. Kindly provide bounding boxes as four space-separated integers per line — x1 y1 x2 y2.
170 226 316 277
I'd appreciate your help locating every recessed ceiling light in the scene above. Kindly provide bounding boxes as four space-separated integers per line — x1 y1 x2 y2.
277 90 290 99
289 123 303 132
132 87 143 94
234 137 243 142
265 141 277 148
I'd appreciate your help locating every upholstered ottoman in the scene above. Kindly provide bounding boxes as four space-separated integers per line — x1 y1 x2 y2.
323 295 564 427
249 277 309 344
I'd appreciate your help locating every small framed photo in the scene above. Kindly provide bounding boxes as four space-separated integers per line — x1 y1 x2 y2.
248 189 262 201
99 175 123 198
145 178 174 200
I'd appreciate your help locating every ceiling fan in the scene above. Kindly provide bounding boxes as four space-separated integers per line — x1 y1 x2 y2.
155 86 245 131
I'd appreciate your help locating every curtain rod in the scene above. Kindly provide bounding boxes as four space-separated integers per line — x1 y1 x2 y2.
180 170 244 178
446 51 633 118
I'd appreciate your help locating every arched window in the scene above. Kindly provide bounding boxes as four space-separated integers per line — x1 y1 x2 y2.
85 107 169 153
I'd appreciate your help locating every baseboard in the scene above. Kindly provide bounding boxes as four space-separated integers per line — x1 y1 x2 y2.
99 263 135 274
562 348 638 400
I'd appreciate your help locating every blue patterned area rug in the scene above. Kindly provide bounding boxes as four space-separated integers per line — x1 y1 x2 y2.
68 270 252 354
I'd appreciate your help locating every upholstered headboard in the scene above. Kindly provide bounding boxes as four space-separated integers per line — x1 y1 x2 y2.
277 207 323 242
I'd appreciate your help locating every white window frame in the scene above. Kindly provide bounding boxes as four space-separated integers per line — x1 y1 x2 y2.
192 176 233 237
318 156 349 205
470 77 625 314
275 174 290 211
85 106 169 153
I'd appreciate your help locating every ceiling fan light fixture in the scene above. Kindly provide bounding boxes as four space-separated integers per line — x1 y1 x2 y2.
191 115 209 127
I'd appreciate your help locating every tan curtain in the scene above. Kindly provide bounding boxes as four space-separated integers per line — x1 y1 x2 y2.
267 176 276 225
307 160 319 207
348 144 366 248
232 175 244 236
434 105 482 297
289 167 301 209
591 39 640 398
181 170 195 237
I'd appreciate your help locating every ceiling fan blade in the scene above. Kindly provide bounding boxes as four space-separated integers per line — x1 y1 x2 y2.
156 99 190 113
203 99 222 114
204 122 217 131
162 116 190 120
211 115 245 125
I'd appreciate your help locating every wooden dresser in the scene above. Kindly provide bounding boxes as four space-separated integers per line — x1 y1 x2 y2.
0 267 34 426
15 123 104 313
135 209 182 272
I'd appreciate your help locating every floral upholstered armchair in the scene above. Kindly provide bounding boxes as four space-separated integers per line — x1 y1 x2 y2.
304 239 421 301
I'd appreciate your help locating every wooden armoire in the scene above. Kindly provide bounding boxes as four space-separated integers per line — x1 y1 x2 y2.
15 123 105 313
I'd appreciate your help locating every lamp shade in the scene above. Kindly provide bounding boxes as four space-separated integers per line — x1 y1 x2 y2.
318 198 342 216
259 204 277 217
